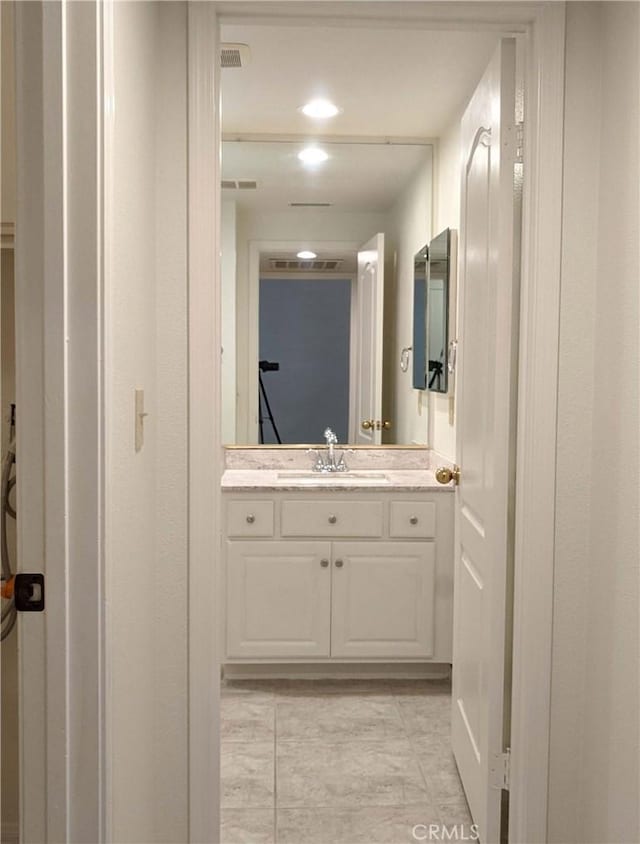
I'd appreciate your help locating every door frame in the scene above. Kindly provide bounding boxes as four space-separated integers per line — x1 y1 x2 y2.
14 2 565 843
14 1 106 840
193 4 566 843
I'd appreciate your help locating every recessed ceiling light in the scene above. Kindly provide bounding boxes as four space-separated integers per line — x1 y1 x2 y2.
300 99 341 119
298 147 329 165
297 250 317 260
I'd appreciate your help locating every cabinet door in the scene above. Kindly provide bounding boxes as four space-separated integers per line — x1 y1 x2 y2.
226 541 332 658
331 542 435 658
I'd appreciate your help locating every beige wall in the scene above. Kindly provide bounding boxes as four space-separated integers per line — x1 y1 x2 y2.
549 3 640 842
1 250 18 840
384 150 434 445
108 3 188 841
221 200 237 444
1 1 18 837
431 115 462 461
1 0 16 226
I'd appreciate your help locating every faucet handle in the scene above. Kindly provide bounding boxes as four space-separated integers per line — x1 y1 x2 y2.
306 448 325 471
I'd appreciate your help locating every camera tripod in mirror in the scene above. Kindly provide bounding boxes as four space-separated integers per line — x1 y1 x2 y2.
258 360 282 444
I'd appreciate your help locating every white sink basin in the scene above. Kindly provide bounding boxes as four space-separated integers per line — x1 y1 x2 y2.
276 471 390 484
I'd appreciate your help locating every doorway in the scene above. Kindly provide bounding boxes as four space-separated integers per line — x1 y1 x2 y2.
258 275 352 444
195 5 566 844
217 13 503 844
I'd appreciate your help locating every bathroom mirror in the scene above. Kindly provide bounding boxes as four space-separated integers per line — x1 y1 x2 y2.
220 138 435 447
412 244 429 390
426 228 453 394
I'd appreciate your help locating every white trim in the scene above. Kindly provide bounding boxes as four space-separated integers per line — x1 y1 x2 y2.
196 4 566 842
14 4 47 838
15 1 106 841
0 822 19 844
223 132 436 146
188 4 221 843
509 6 566 843
246 238 360 443
1 222 15 248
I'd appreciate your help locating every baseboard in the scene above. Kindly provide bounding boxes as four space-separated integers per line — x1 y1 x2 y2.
1 821 19 844
222 662 451 681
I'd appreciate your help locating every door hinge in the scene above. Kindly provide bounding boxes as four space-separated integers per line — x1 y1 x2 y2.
490 748 511 791
515 121 524 164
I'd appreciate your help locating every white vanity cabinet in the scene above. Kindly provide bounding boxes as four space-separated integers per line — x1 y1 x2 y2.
222 490 454 664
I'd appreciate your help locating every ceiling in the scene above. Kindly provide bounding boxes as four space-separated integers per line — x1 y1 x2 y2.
222 140 431 212
220 23 499 137
219 19 499 258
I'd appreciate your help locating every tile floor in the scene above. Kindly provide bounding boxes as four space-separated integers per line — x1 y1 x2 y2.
220 678 473 843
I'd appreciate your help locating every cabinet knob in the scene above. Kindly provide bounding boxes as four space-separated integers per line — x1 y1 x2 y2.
335 559 344 568
320 558 329 568
409 515 418 525
328 514 337 524
246 514 255 524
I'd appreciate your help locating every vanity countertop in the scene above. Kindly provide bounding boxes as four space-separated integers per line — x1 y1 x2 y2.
221 468 454 492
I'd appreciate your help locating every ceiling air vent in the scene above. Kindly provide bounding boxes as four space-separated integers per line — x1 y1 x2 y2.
222 179 258 190
289 202 332 208
220 43 251 68
268 258 344 272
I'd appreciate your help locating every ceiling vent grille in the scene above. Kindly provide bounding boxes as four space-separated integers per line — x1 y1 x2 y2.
289 202 332 208
220 43 251 68
222 179 258 190
268 258 344 272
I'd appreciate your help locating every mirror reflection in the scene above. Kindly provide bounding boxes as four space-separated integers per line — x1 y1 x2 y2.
220 140 435 446
426 228 453 394
412 245 429 391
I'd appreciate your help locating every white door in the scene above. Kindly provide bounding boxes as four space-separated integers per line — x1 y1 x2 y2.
331 541 435 658
353 234 385 444
226 541 332 658
449 38 518 843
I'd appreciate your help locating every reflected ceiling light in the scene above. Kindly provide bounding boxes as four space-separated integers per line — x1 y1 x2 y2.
297 250 317 260
300 99 341 119
298 146 329 165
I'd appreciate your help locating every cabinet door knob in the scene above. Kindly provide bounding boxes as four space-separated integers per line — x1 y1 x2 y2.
320 558 329 568
409 515 418 525
328 514 337 524
335 559 344 568
246 514 255 524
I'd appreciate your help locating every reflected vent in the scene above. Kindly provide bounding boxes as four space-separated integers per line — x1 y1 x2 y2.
220 43 251 68
268 259 343 272
222 179 258 190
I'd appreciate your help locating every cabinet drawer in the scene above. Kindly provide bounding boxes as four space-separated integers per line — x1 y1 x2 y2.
227 500 275 537
281 499 383 538
389 501 436 538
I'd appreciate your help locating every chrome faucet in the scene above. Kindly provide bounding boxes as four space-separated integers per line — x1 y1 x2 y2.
307 428 348 473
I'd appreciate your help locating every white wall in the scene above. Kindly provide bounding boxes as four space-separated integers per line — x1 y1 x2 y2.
431 116 462 461
383 150 433 445
234 206 389 441
108 4 188 842
549 4 640 842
